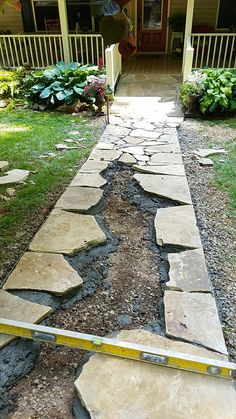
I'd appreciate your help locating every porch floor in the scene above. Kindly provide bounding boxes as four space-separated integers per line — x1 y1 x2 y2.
122 54 182 75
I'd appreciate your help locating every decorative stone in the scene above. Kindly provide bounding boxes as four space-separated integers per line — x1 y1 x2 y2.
155 205 202 248
104 125 131 138
194 149 227 158
145 143 181 154
55 187 103 212
133 164 185 176
199 158 214 167
134 174 191 204
132 121 155 131
129 129 162 139
164 291 228 354
0 161 8 171
119 153 136 166
0 169 30 185
0 290 53 349
149 153 183 165
6 188 16 197
29 209 107 255
74 329 235 419
95 143 114 150
79 160 109 174
89 149 122 161
167 249 211 292
4 252 83 296
70 173 107 188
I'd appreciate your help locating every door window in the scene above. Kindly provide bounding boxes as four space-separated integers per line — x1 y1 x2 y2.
142 0 163 29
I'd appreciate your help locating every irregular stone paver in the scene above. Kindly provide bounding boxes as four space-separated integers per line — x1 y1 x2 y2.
108 116 124 125
134 173 192 204
149 153 183 165
0 290 53 349
75 329 236 419
199 158 214 166
120 146 144 155
104 125 131 138
89 149 122 161
164 291 228 354
167 249 211 292
55 187 103 212
0 169 30 185
129 129 162 139
155 205 202 248
119 153 136 165
135 155 149 162
95 143 114 150
4 252 83 296
133 164 185 176
70 173 107 188
159 133 179 144
0 161 8 170
79 160 109 174
194 148 227 158
132 121 155 131
145 143 181 154
122 137 143 145
29 209 107 255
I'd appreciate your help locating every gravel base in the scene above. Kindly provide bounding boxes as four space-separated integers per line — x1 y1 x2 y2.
178 119 236 362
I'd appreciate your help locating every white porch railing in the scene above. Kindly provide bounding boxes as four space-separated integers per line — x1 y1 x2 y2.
69 34 104 66
0 34 64 68
191 33 236 69
0 33 105 69
105 43 122 90
183 36 194 81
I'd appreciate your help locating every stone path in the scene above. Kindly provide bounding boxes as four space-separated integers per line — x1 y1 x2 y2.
1 74 235 417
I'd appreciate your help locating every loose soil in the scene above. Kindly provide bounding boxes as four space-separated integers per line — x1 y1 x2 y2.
7 168 165 418
178 119 236 362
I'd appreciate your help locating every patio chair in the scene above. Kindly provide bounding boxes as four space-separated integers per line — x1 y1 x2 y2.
44 18 61 33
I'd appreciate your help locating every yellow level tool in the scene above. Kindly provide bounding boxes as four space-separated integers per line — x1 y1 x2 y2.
0 318 236 381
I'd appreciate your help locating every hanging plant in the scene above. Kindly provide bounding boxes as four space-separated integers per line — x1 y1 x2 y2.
99 11 130 47
0 0 22 12
118 34 136 59
113 0 131 9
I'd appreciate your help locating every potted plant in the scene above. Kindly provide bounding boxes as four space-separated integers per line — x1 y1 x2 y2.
168 13 186 32
83 77 112 113
179 71 206 114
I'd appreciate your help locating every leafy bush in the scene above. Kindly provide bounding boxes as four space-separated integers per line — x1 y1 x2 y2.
0 68 26 99
24 61 105 108
179 69 236 114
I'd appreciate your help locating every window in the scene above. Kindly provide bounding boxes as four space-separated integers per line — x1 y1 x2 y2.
143 0 163 29
217 0 236 29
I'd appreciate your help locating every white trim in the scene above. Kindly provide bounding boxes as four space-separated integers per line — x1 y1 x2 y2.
31 0 38 32
165 0 171 53
215 0 220 30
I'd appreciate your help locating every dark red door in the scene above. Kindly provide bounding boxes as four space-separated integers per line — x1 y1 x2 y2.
137 0 169 52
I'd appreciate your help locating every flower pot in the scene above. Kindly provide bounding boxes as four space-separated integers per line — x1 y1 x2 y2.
187 94 201 113
95 95 106 112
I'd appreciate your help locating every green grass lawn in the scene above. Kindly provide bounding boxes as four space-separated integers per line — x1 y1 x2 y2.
204 117 236 218
0 109 103 267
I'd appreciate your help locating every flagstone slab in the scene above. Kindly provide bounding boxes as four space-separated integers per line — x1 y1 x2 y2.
194 148 227 158
164 291 228 354
95 143 114 150
119 153 136 165
29 209 107 255
0 161 8 171
167 249 211 292
4 252 83 296
132 121 156 131
89 149 122 161
0 169 30 185
133 164 185 176
150 153 183 165
104 125 131 138
129 129 162 139
79 160 109 174
0 290 53 349
155 205 202 248
74 329 235 419
55 187 103 212
145 143 181 154
70 173 107 188
120 146 144 155
159 134 179 144
134 174 191 204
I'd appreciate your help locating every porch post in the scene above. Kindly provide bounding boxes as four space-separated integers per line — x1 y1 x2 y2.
182 0 195 76
58 0 70 63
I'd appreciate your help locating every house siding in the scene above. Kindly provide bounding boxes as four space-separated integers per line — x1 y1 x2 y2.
170 0 219 29
0 6 23 33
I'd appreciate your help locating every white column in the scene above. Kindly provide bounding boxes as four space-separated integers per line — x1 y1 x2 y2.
182 0 195 74
58 0 70 63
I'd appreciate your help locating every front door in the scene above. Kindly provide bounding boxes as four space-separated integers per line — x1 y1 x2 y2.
137 0 169 53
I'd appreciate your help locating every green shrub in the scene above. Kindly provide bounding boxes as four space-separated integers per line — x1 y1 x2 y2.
179 69 236 115
0 68 26 99
24 61 105 108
